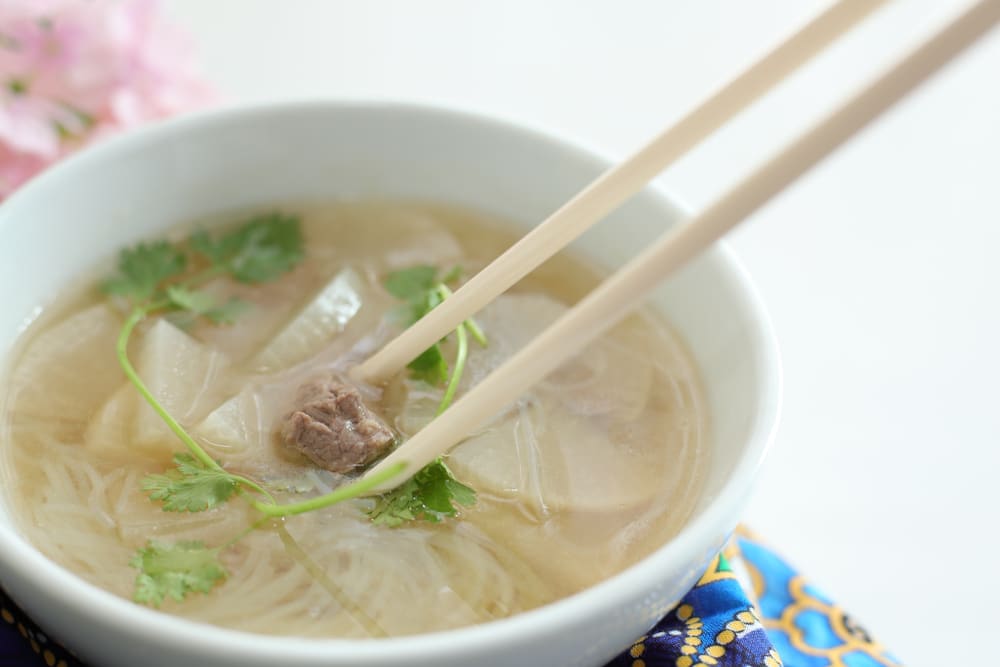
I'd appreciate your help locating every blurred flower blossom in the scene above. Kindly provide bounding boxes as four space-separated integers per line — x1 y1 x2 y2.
0 0 214 197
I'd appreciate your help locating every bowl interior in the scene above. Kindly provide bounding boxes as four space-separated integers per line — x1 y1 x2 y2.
0 102 778 664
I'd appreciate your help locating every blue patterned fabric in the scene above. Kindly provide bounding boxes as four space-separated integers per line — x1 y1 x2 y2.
606 529 902 667
0 528 901 667
0 589 81 667
607 552 780 667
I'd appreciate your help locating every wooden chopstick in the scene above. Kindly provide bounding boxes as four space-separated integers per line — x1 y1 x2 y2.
352 0 890 384
362 0 1000 491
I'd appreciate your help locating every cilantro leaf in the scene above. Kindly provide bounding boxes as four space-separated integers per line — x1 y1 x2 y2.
404 285 451 381
103 213 302 312
165 285 216 313
165 286 249 326
421 284 444 320
102 241 187 301
142 453 239 512
407 345 448 384
440 265 462 284
203 298 251 325
384 265 438 301
369 458 476 527
190 213 303 284
130 540 227 606
383 267 455 384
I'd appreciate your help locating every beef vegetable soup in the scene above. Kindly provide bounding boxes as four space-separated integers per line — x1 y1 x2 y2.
0 201 707 638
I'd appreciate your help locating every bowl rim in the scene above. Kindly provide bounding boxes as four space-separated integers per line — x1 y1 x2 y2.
0 99 782 663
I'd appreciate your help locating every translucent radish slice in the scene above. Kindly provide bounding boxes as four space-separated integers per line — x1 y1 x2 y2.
8 304 123 438
250 268 366 372
84 383 136 459
464 293 653 419
132 319 232 453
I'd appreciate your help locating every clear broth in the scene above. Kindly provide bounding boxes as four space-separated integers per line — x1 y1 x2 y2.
0 201 707 638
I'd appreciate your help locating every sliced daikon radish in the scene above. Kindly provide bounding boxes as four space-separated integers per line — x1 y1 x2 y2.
448 400 669 515
84 383 136 458
460 293 568 389
250 268 365 372
391 293 660 513
131 319 232 453
446 399 548 501
446 294 666 514
464 293 653 419
8 304 123 437
196 389 263 456
550 314 655 421
194 383 315 479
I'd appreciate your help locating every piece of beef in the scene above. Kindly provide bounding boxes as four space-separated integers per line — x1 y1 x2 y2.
279 376 395 474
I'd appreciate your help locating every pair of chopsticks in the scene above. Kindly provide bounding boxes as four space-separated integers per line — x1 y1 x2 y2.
355 0 1000 492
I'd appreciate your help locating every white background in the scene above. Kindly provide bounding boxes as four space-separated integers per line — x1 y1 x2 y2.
167 2 1000 664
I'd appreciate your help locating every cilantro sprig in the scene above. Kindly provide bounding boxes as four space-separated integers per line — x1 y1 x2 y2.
106 214 304 472
165 286 250 326
141 453 273 512
104 213 302 325
104 226 485 606
367 266 485 527
103 241 187 302
131 540 227 607
369 458 476 527
383 265 487 412
189 213 302 283
128 460 408 606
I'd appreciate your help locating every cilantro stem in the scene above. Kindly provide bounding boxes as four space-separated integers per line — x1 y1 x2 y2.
253 462 406 517
465 316 487 347
437 321 467 415
122 305 275 506
433 283 486 415
117 307 220 471
232 475 276 505
275 523 387 638
436 284 487 347
221 515 273 550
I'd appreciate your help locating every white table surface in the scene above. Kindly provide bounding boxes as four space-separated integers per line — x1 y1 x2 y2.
167 2 1000 663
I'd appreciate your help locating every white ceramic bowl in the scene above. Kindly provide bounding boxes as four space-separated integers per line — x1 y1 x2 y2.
0 102 780 667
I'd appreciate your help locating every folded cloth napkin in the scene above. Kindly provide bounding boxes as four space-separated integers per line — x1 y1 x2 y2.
0 528 901 667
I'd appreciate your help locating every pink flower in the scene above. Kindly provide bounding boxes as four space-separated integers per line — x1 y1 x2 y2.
0 0 215 198
0 144 46 196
